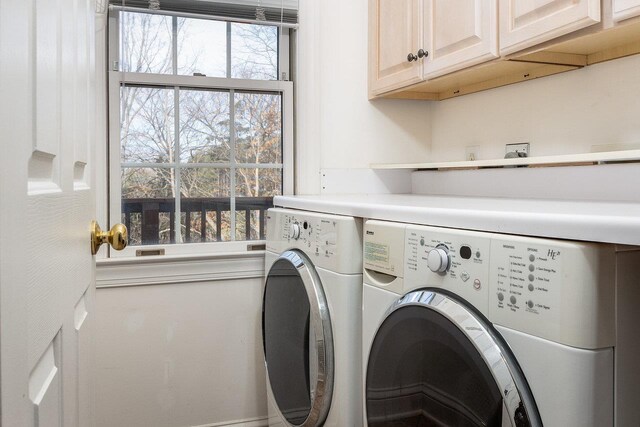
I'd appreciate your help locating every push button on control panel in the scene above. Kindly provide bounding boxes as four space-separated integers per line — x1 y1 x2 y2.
460 271 470 282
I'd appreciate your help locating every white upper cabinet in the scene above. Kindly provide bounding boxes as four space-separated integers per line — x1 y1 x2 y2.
612 0 640 22
369 0 423 96
423 0 498 79
499 0 601 55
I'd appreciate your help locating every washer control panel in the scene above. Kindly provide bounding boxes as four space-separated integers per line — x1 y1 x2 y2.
394 222 615 348
491 240 562 324
266 208 362 274
405 225 491 314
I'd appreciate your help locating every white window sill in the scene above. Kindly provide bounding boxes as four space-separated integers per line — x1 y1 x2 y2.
108 240 266 258
96 250 265 288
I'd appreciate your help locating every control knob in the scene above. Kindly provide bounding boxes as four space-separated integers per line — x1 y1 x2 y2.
427 246 450 273
289 223 301 240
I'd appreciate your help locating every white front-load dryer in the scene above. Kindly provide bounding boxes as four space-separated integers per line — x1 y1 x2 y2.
263 208 363 427
362 220 640 427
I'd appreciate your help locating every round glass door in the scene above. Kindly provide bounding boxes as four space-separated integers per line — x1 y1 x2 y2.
262 250 333 427
366 289 541 427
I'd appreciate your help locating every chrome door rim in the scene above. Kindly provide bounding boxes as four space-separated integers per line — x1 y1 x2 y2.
264 250 334 427
371 288 542 427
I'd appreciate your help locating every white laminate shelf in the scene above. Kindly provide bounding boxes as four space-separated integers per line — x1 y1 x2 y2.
371 149 640 170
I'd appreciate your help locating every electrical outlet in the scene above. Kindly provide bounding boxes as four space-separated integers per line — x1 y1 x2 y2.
505 143 530 157
465 145 480 161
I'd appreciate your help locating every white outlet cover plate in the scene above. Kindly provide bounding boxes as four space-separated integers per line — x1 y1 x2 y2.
506 143 530 155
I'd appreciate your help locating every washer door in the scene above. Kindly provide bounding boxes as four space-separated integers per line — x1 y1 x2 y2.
262 250 334 427
366 289 542 427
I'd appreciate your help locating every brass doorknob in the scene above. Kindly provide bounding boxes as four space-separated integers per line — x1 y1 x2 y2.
91 221 128 255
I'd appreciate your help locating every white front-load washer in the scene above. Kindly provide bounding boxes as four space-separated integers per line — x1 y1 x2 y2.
362 220 640 427
263 208 363 427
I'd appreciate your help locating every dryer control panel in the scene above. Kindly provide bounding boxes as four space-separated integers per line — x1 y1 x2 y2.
379 222 617 349
266 208 362 274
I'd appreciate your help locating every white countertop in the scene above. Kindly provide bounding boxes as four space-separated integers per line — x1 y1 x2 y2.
274 194 640 246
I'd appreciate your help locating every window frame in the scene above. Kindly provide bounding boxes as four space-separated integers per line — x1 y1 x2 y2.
107 9 294 258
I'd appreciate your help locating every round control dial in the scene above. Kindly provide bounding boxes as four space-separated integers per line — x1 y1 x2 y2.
289 223 301 240
427 246 450 273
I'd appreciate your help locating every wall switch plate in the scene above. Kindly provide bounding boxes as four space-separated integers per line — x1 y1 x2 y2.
505 142 530 157
465 145 480 161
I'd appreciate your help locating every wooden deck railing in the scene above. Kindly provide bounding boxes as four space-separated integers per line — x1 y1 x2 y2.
122 197 273 245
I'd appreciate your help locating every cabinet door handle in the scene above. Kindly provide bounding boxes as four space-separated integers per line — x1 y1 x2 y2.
407 50 428 63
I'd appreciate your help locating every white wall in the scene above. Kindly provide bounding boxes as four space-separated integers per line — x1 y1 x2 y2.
295 0 432 194
429 54 640 162
95 276 268 427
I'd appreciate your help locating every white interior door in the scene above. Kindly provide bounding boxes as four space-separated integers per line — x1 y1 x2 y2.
0 0 97 426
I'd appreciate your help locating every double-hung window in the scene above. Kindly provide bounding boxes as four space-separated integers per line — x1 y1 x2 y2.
107 5 294 256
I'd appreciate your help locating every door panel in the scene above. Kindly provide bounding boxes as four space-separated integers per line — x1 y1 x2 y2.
366 305 503 426
365 289 542 427
263 258 312 425
0 0 97 425
424 0 498 79
500 0 600 55
369 0 423 96
29 335 62 427
263 251 334 426
75 290 94 427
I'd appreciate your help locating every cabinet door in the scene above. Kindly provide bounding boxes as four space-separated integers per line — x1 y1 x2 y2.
499 0 600 55
613 0 640 22
369 0 423 96
423 0 498 79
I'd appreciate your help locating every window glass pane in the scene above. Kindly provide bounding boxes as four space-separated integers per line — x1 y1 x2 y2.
179 89 231 163
122 212 142 246
179 167 231 242
180 197 232 243
235 168 282 197
235 210 247 240
180 167 231 198
234 206 271 241
121 168 176 246
120 12 173 74
219 211 233 242
231 23 278 80
121 167 175 198
177 17 227 77
235 167 279 240
234 92 282 163
121 86 175 164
